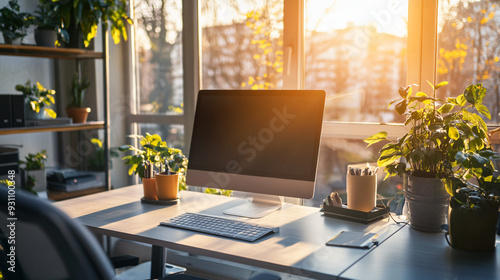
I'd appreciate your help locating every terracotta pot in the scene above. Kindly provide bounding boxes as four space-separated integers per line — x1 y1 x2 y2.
142 178 158 200
155 172 179 201
66 107 90 123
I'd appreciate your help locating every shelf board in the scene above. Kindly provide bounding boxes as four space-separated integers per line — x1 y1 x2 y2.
48 186 108 201
0 121 105 135
0 44 103 60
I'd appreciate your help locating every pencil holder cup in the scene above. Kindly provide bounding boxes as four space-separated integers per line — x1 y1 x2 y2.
142 177 158 200
346 173 377 212
155 172 179 201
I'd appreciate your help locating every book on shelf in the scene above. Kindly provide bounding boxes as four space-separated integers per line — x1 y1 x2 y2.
25 118 72 127
47 169 104 192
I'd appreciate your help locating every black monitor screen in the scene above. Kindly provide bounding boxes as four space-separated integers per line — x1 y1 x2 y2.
188 90 325 182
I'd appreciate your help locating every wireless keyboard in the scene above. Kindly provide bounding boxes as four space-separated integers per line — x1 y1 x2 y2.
160 212 279 242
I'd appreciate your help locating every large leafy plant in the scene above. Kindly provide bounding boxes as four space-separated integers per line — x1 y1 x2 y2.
15 80 57 119
119 133 188 189
56 0 132 48
365 82 496 180
0 0 32 41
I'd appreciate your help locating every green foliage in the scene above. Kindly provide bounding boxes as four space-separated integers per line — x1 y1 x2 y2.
364 82 497 180
55 0 132 48
33 0 69 45
68 73 91 108
88 138 119 171
204 188 233 196
119 133 188 189
19 150 47 170
15 80 57 119
0 0 33 40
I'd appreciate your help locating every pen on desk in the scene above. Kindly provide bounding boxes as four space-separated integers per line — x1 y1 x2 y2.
164 159 170 175
144 161 154 179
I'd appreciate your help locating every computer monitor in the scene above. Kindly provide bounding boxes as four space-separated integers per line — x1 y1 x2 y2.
187 90 325 218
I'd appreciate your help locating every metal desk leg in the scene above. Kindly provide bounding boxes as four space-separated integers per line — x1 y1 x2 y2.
151 245 165 279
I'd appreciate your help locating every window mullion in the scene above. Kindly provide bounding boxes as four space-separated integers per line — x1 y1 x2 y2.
182 0 201 155
408 0 439 94
283 0 305 90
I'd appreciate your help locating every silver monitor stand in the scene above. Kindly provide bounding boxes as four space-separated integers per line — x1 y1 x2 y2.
223 193 283 219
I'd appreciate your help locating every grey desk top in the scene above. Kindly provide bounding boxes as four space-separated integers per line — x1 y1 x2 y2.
54 185 404 279
339 225 500 280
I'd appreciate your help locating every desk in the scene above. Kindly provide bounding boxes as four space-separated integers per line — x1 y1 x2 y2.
53 185 404 279
340 226 500 280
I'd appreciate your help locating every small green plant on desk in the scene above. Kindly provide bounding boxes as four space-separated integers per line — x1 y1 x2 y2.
119 133 188 190
119 133 232 196
0 0 33 44
15 80 57 119
444 168 500 251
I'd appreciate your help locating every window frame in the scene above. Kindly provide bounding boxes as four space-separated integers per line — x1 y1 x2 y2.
129 0 441 148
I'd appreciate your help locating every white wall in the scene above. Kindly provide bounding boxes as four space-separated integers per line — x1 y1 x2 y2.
0 0 58 168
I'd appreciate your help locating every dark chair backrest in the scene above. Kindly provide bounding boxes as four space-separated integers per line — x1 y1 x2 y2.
0 187 115 280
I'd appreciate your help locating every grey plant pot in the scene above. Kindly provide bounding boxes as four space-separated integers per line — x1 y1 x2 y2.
25 101 49 120
34 29 58 47
404 175 450 232
21 169 47 193
2 34 22 45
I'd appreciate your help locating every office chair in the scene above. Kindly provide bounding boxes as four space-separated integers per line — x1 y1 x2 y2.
0 187 205 280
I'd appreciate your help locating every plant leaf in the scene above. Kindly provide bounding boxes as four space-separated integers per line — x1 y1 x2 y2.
395 100 407 115
45 108 57 119
456 94 466 106
448 126 459 140
475 104 491 120
427 80 435 90
364 132 388 147
434 81 449 90
438 103 454 113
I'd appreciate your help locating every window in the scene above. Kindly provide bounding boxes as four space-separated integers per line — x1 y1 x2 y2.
200 0 284 90
132 0 185 149
437 0 500 123
305 0 408 123
130 0 498 205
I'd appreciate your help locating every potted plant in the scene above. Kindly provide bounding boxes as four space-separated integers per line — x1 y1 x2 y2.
364 82 495 232
33 0 69 47
443 174 500 251
15 80 57 120
56 0 132 48
66 73 91 123
88 138 119 171
119 133 188 201
0 0 32 45
19 150 47 195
